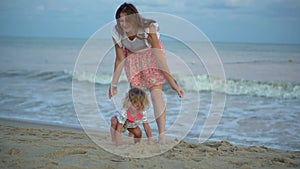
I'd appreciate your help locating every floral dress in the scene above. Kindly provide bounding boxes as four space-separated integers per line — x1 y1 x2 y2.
112 23 167 90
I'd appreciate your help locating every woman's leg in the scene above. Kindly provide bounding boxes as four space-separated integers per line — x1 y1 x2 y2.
150 85 166 143
127 126 142 143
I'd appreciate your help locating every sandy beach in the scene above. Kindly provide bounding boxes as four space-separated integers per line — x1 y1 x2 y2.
0 118 299 169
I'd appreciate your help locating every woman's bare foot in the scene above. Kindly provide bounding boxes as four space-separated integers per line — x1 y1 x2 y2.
158 134 166 144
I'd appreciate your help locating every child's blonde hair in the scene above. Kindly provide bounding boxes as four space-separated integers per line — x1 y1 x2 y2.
123 88 149 111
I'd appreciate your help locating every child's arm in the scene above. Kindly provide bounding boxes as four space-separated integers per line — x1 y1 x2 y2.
143 122 153 144
115 123 124 146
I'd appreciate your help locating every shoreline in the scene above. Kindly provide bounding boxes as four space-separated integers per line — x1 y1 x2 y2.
1 118 299 169
1 117 298 151
0 117 83 133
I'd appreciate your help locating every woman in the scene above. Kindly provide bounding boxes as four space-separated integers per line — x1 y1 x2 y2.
109 2 184 143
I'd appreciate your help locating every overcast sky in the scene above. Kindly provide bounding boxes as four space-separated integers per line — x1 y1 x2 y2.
0 0 299 44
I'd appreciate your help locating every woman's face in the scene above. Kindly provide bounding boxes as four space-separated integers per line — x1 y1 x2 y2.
119 12 134 34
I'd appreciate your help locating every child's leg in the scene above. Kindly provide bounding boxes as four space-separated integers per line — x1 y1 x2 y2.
110 116 119 144
128 127 142 143
128 132 134 138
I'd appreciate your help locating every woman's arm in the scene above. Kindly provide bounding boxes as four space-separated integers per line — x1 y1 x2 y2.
109 38 126 99
147 26 184 98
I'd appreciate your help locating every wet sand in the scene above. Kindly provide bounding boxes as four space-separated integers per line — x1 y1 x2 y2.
0 118 299 169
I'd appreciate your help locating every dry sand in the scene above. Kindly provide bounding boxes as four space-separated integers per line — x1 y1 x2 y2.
0 118 299 169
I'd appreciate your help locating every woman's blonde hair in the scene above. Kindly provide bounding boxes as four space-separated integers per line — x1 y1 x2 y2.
123 88 149 111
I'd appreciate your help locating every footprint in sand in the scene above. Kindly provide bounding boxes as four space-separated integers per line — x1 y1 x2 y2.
5 148 21 155
48 150 87 158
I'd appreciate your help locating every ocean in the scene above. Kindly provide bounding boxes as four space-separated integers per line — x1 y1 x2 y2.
0 36 299 151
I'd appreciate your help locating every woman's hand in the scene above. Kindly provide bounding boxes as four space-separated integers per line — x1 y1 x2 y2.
109 86 118 99
175 86 184 98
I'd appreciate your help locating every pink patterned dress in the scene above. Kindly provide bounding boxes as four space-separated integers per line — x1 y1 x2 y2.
112 23 167 90
124 44 166 90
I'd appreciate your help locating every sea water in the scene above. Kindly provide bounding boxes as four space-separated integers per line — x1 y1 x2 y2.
0 37 299 151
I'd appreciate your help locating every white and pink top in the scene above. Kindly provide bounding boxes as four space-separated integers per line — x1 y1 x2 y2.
115 109 148 130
